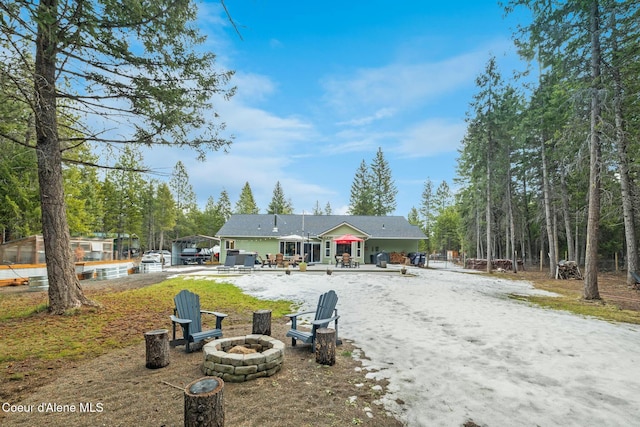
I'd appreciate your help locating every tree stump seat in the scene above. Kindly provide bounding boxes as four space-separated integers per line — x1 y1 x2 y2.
144 329 170 369
315 328 336 366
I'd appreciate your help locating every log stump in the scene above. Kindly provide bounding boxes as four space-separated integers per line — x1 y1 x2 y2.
252 309 272 335
184 377 225 427
315 328 336 366
144 329 169 369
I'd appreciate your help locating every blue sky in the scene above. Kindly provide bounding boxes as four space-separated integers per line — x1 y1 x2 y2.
144 1 528 216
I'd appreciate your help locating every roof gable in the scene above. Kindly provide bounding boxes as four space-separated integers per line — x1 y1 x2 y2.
318 222 369 237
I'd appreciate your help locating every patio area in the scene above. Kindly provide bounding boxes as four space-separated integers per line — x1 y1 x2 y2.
166 260 412 275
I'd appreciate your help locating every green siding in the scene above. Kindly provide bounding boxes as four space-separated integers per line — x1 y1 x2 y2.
219 238 279 262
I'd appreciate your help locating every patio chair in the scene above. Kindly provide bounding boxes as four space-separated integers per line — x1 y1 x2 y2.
286 290 341 352
291 253 303 267
170 289 227 353
275 253 285 268
341 253 352 268
238 254 256 273
258 254 269 268
216 255 236 273
268 253 278 267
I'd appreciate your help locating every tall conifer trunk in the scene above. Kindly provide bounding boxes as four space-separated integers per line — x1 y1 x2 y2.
583 0 602 300
486 132 492 274
541 137 556 277
610 11 639 286
34 0 94 313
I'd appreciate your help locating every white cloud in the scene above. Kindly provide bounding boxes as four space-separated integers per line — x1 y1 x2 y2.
321 130 385 156
231 72 277 103
336 108 396 127
321 50 486 114
221 99 316 154
394 118 467 158
269 38 283 49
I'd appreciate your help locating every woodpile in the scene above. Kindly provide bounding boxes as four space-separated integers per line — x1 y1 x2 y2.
466 258 488 270
556 261 582 280
494 259 513 270
465 258 524 271
389 252 407 264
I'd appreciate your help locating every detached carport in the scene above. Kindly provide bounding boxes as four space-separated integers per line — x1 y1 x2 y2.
171 235 220 265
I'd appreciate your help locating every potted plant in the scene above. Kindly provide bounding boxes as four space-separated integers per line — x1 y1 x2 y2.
299 261 307 272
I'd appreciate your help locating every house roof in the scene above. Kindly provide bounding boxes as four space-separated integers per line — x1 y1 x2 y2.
172 235 220 245
216 214 426 240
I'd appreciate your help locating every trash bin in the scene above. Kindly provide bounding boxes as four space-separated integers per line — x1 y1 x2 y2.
376 252 389 268
408 252 417 265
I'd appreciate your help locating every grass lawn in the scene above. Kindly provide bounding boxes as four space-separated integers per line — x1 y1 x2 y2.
505 270 640 325
0 277 293 387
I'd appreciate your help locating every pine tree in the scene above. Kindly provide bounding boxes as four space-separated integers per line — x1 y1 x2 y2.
235 182 259 214
370 148 397 215
325 202 333 215
267 181 293 214
434 181 453 214
348 160 374 215
216 190 233 222
312 201 323 215
420 178 434 261
169 161 197 239
0 0 233 313
407 207 420 225
155 183 176 250
199 196 225 236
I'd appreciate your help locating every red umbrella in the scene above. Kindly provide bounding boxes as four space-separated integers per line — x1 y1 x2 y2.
333 234 364 244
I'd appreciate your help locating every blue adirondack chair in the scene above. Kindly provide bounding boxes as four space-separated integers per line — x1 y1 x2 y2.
286 290 340 352
170 289 227 353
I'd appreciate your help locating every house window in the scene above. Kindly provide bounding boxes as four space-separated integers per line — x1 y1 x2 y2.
356 241 362 258
280 241 300 256
225 240 235 250
325 240 331 257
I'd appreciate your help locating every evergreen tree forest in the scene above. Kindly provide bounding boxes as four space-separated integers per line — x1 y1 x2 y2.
458 1 640 292
2 0 639 311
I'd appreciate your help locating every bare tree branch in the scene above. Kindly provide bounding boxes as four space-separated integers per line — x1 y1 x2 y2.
221 0 243 41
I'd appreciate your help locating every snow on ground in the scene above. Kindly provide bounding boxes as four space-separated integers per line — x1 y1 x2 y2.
183 264 640 426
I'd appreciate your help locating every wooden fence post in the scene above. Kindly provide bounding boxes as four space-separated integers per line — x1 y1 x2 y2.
184 377 225 427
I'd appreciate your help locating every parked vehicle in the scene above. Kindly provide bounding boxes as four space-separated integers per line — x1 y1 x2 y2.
141 250 171 266
180 247 211 265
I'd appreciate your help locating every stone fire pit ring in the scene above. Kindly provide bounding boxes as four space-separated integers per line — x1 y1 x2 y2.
202 335 284 382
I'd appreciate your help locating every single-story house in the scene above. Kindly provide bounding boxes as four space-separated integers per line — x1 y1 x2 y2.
216 214 427 265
